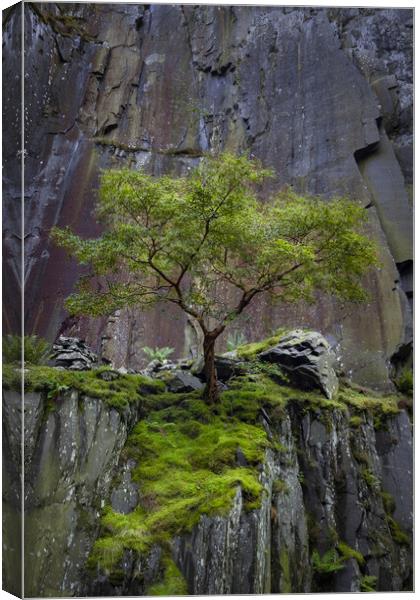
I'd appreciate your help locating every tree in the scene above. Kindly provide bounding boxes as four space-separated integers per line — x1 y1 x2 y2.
52 153 378 403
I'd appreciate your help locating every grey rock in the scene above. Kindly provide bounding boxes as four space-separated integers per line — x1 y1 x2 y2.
164 370 204 393
96 369 120 381
111 460 139 515
4 383 411 596
192 355 246 382
260 329 339 399
51 336 97 371
4 5 412 391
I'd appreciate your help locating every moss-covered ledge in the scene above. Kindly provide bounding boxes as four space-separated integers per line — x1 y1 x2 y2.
2 364 165 411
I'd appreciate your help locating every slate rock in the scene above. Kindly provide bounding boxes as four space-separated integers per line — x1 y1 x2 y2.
192 355 246 382
164 370 204 393
51 336 97 370
259 329 339 399
111 459 139 515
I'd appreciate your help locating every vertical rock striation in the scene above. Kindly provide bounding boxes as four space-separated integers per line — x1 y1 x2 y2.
4 387 411 596
3 4 412 388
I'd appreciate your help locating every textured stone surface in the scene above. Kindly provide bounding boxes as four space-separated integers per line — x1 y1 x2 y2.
4 386 411 596
51 335 97 370
163 370 204 394
20 390 142 597
260 329 339 399
192 354 246 382
2 4 412 390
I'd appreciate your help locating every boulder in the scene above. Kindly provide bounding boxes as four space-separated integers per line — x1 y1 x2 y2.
163 370 204 394
259 330 339 399
192 355 246 382
96 369 120 381
51 336 97 370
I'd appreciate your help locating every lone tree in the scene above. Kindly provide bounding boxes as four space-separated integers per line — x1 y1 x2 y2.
52 153 378 403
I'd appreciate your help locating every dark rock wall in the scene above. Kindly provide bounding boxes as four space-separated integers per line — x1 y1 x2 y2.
5 388 412 596
3 4 413 387
2 6 23 597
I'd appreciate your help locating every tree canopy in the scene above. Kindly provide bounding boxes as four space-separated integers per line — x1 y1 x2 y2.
52 153 379 402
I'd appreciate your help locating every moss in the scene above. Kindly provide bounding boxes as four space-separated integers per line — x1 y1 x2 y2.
311 549 344 575
378 489 410 546
30 4 95 41
338 387 400 417
349 415 363 428
219 373 288 422
394 368 413 396
361 468 380 491
147 557 188 596
4 364 164 411
89 385 273 571
273 479 289 495
351 448 371 466
360 574 377 592
337 541 365 566
2 364 22 390
236 328 290 359
279 549 292 593
386 516 410 546
306 512 321 546
380 491 396 516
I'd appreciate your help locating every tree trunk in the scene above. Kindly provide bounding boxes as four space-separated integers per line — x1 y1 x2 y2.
203 334 218 404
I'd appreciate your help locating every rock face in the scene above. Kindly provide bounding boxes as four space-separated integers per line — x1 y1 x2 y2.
3 5 412 389
3 386 412 596
260 330 339 399
51 336 97 370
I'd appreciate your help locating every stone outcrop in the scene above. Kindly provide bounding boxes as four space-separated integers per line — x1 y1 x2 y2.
260 329 339 399
3 385 412 596
3 4 412 390
51 336 97 370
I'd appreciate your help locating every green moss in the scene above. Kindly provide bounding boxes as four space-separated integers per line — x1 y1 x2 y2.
351 448 371 466
219 374 288 422
349 415 363 428
147 558 188 596
361 468 380 491
360 575 377 592
311 549 344 575
30 4 95 41
380 491 396 516
89 385 273 571
279 549 292 593
4 364 164 411
273 479 289 495
337 541 365 566
2 364 22 390
236 328 290 359
395 368 413 396
338 387 399 417
386 516 410 546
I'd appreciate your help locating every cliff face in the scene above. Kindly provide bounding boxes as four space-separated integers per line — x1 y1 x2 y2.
3 4 413 388
3 377 412 596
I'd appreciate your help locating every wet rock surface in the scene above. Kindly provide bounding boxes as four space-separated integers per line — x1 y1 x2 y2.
3 4 412 389
260 329 339 399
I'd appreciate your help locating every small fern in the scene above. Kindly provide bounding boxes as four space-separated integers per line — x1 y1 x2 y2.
226 331 248 352
3 334 51 365
142 346 174 362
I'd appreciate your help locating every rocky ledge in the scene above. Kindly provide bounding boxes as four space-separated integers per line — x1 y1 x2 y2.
2 331 413 596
